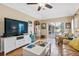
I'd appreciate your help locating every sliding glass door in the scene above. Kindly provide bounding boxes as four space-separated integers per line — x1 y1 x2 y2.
48 22 64 37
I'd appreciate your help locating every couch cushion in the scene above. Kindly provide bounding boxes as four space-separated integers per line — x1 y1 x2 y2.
69 38 79 51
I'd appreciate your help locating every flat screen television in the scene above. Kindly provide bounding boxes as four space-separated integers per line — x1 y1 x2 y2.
4 18 28 37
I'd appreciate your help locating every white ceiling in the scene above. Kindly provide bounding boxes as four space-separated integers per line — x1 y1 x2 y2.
2 3 79 20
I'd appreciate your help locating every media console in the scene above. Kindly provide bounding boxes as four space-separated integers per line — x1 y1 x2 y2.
1 35 31 55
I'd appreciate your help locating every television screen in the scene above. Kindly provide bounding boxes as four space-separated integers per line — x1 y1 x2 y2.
4 18 28 37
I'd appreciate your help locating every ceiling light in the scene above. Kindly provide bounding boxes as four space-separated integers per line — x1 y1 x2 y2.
39 3 45 7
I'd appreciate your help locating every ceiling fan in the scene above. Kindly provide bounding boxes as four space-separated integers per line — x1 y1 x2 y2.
26 3 53 11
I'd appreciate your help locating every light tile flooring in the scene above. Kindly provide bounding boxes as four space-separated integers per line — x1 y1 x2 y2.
6 37 79 56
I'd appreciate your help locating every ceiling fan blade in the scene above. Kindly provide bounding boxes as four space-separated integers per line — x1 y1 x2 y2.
27 3 38 5
37 6 41 11
45 4 53 9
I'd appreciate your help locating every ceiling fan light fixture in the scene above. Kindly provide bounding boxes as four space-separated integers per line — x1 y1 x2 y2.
39 3 45 7
26 3 53 11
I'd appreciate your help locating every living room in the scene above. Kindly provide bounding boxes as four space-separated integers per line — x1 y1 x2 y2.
0 3 79 56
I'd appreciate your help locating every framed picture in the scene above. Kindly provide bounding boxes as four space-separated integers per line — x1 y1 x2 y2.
41 23 46 29
65 23 71 29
